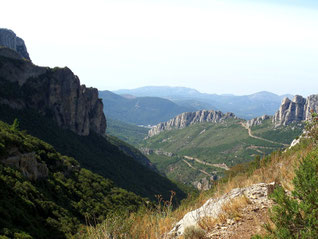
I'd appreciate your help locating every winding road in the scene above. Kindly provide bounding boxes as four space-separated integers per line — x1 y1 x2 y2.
240 122 289 147
182 159 212 177
184 156 230 170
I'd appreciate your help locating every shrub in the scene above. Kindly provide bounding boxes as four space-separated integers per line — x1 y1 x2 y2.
184 226 206 239
261 149 318 239
254 112 318 239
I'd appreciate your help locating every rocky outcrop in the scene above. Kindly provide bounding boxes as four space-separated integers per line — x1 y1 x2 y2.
148 110 236 137
0 28 30 60
140 147 175 157
246 115 270 127
305 95 318 119
193 176 217 191
2 152 48 180
0 47 106 136
170 182 275 237
273 95 318 126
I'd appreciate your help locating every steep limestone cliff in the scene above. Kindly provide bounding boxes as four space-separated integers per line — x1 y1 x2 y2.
148 110 236 137
0 47 106 136
0 28 30 60
273 95 318 126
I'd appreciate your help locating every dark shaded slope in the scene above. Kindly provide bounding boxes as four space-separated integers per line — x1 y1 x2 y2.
0 105 186 202
0 120 144 239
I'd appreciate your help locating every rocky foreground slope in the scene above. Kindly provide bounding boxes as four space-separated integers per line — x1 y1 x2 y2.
148 110 236 137
0 30 106 136
170 182 275 237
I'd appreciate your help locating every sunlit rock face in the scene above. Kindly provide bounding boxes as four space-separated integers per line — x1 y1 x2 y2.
148 110 236 137
273 95 318 126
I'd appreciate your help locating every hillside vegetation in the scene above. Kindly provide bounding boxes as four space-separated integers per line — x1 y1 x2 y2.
106 118 148 146
0 105 186 202
141 118 303 186
0 120 145 239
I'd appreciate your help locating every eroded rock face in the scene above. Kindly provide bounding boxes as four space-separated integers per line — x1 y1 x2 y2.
273 95 318 126
0 47 106 136
2 152 48 180
246 115 270 127
169 182 275 236
148 110 236 137
0 28 30 60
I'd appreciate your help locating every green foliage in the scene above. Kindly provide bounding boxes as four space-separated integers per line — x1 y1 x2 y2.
252 119 304 145
259 148 318 239
305 112 318 143
0 120 145 238
0 105 186 203
10 118 20 131
142 119 296 185
253 112 318 239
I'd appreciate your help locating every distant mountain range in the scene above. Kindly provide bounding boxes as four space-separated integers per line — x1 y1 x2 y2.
114 86 293 120
99 90 196 125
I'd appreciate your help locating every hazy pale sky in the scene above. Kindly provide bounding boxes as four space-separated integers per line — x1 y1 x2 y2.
1 0 318 96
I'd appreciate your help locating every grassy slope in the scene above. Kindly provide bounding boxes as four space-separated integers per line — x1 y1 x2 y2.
0 105 186 202
106 118 148 146
142 119 303 185
251 119 304 144
0 120 145 239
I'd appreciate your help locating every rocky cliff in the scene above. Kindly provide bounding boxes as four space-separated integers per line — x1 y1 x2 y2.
148 110 236 137
246 115 271 127
273 95 318 126
0 28 30 60
0 47 106 136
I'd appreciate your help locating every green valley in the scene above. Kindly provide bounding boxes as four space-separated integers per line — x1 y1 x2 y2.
141 118 303 187
106 118 148 146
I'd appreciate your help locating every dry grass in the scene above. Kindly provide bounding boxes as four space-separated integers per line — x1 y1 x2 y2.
198 195 250 232
84 142 313 239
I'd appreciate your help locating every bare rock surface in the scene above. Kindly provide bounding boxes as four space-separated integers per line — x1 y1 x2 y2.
170 182 275 237
0 28 30 60
0 47 106 136
273 95 318 126
148 110 236 137
2 152 48 180
246 115 270 127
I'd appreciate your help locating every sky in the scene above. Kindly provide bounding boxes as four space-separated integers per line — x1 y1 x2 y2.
1 0 318 96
